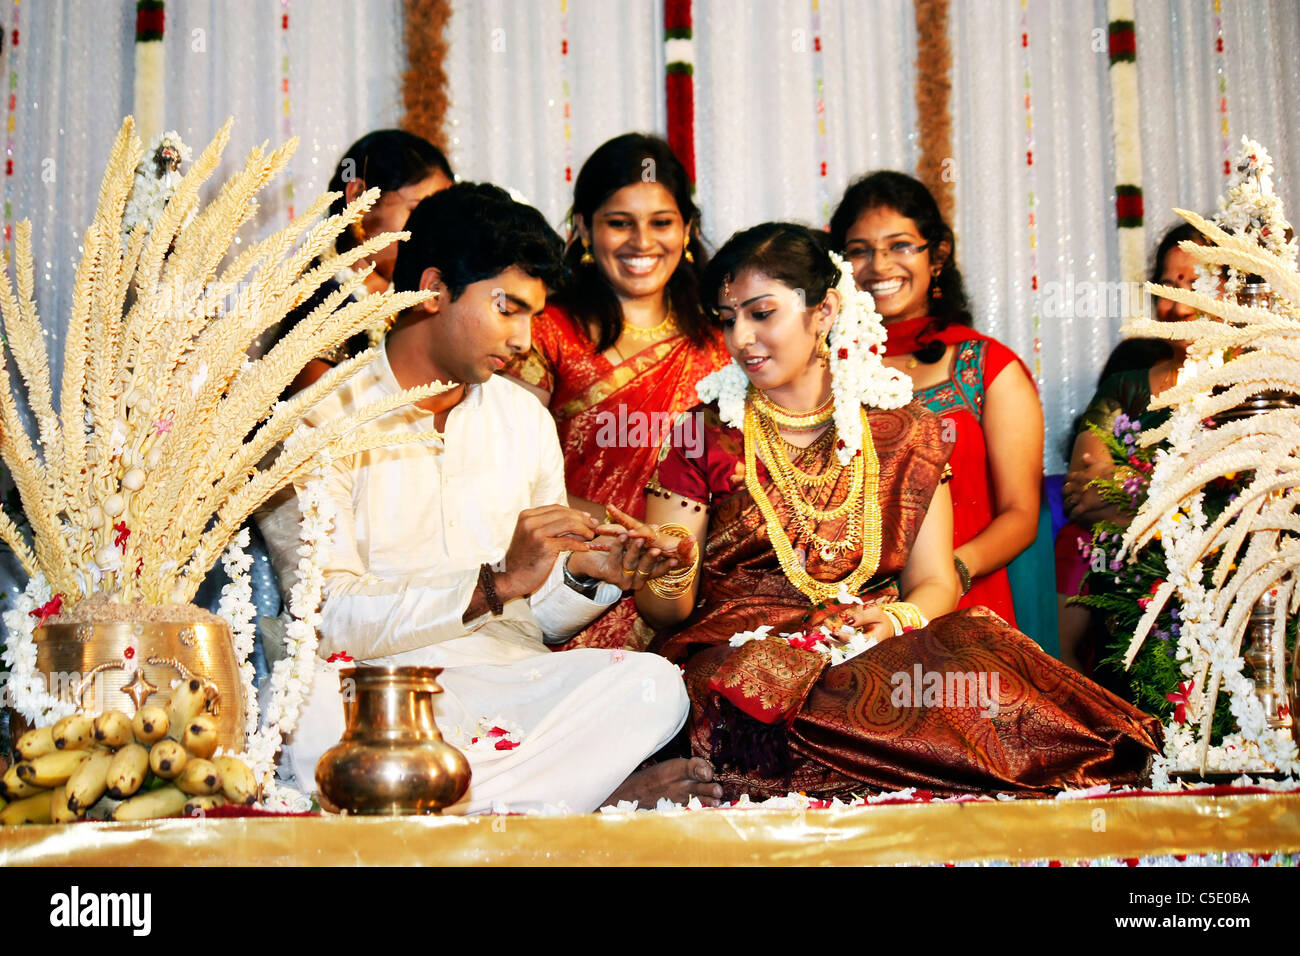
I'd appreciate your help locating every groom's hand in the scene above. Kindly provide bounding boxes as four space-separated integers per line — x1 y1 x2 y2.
498 505 605 601
568 503 696 590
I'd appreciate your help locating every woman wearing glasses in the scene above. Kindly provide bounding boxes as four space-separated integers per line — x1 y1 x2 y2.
829 172 1042 626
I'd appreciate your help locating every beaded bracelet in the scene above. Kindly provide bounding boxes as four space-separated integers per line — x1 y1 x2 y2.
953 556 972 595
479 563 504 616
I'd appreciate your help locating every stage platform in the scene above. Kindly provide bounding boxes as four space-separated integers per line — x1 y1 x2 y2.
3 786 1299 866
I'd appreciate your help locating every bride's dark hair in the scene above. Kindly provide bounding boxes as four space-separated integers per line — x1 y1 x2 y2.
829 170 973 365
701 223 839 320
555 133 711 352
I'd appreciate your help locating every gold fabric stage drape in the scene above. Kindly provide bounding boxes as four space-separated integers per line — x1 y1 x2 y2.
3 792 1297 866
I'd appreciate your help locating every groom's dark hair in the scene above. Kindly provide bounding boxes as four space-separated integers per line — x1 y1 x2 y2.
392 182 567 300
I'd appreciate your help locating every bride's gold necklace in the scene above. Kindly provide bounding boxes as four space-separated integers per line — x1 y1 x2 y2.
753 413 861 557
743 398 883 603
749 385 834 431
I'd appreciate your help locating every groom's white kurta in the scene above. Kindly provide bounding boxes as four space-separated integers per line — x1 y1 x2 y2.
258 344 688 813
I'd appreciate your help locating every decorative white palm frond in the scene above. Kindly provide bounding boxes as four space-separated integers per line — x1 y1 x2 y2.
0 116 449 608
1116 140 1300 778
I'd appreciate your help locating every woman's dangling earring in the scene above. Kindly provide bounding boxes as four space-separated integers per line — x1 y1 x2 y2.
580 238 594 265
683 234 694 264
816 330 831 366
351 220 367 244
929 271 943 301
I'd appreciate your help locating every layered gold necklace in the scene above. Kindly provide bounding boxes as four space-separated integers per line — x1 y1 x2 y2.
742 394 883 603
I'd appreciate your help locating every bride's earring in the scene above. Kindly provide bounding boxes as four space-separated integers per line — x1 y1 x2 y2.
580 238 594 265
816 330 831 365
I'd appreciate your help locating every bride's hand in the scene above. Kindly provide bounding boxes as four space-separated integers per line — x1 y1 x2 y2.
589 503 696 591
808 603 895 644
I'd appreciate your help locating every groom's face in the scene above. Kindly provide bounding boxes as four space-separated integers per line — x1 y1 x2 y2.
426 266 546 384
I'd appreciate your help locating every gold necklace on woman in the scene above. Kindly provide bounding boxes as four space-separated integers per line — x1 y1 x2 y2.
749 385 834 430
621 306 677 340
752 411 861 557
743 398 883 603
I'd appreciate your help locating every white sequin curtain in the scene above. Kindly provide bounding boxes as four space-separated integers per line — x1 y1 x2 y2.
443 0 665 230
3 0 404 389
694 0 917 244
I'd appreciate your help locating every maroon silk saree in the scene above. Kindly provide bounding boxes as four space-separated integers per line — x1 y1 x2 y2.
650 403 1161 799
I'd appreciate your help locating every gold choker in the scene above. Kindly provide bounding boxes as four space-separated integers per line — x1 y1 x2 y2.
749 385 834 430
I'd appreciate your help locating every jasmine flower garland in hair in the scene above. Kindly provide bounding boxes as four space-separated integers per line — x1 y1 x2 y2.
825 251 912 463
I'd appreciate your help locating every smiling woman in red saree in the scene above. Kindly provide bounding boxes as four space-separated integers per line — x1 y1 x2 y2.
636 224 1160 800
506 134 729 652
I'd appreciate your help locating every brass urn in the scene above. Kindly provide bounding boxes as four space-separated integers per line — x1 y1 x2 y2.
315 666 471 815
12 614 246 750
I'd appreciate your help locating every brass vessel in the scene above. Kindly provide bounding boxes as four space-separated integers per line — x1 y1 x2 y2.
315 666 471 815
12 617 246 750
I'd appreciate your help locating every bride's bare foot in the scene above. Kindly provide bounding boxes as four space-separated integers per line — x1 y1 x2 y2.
605 757 724 808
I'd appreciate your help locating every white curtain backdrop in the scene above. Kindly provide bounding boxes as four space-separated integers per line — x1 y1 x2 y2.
443 0 665 229
5 0 1300 469
695 0 918 243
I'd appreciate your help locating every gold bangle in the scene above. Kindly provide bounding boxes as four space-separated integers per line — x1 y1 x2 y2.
645 523 700 599
646 567 698 599
880 602 926 633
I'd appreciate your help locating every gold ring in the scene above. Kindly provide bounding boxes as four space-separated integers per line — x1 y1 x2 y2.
634 567 651 577
620 564 636 577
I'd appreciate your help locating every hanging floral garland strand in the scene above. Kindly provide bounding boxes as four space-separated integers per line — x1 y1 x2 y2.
278 0 295 220
664 0 695 185
914 0 954 227
810 0 830 226
400 0 451 150
133 1 164 147
1214 0 1230 178
1019 0 1042 380
1107 0 1145 287
2 0 18 267
560 0 572 185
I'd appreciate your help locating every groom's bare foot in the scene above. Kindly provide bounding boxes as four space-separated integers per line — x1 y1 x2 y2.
605 757 724 808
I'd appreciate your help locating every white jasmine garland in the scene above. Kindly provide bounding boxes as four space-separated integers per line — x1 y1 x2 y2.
216 527 260 742
234 474 333 785
0 574 75 725
725 620 878 667
696 253 912 464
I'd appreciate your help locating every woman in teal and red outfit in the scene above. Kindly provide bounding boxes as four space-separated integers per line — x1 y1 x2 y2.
829 172 1044 631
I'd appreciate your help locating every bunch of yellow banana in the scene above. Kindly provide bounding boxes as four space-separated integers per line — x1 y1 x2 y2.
1 679 260 826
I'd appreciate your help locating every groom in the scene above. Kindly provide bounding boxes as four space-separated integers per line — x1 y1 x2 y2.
260 182 720 812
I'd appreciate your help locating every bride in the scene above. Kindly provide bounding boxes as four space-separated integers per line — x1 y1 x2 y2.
630 223 1160 799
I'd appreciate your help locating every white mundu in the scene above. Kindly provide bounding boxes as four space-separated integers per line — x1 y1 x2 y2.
258 343 688 813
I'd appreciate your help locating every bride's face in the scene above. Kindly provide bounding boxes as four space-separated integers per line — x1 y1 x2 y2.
716 269 836 399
